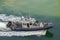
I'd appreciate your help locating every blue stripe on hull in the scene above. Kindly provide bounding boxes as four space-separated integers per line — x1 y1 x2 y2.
11 26 53 31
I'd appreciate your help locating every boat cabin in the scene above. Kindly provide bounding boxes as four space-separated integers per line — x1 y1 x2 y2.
7 17 48 28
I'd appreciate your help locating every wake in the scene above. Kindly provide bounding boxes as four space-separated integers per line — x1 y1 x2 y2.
0 14 47 37
0 14 21 22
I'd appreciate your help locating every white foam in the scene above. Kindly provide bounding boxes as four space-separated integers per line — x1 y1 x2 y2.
0 22 11 31
0 30 47 37
0 14 21 22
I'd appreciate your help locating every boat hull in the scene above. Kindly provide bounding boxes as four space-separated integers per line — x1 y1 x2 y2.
11 25 53 31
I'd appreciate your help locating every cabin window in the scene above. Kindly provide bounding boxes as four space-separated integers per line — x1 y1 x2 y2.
30 23 32 25
27 23 29 28
23 23 26 25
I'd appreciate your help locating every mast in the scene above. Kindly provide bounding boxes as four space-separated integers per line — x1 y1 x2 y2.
28 8 31 19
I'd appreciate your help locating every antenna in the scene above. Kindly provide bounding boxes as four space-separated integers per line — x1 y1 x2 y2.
28 9 31 19
29 13 30 18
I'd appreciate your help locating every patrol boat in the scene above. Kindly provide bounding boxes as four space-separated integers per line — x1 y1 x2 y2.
6 16 53 31
0 14 53 36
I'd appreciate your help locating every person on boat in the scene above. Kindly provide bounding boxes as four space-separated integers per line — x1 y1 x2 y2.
33 20 39 26
12 22 17 27
40 22 44 27
7 21 12 28
7 21 17 28
44 23 48 27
